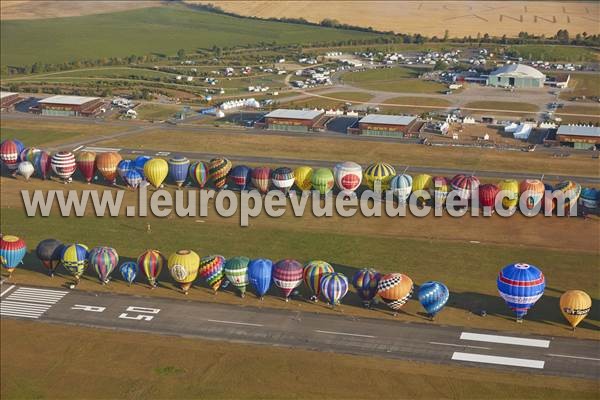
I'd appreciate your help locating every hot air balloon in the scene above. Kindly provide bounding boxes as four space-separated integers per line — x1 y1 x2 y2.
334 162 362 197
13 139 24 158
430 176 450 207
76 151 97 183
117 159 133 182
320 272 349 307
189 161 209 188
168 156 190 188
497 263 545 321
498 179 519 210
311 168 334 196
88 246 119 284
273 259 303 301
450 174 480 202
580 187 599 210
168 249 200 294
199 255 225 293
36 150 52 179
35 238 63 276
137 249 166 288
119 261 138 286
0 235 27 278
19 147 40 165
303 260 334 301
560 290 592 329
124 169 143 189
479 184 500 214
412 174 432 193
364 162 396 192
544 183 555 213
96 151 122 184
144 158 169 189
294 166 313 191
61 243 89 286
390 174 412 203
133 155 152 175
519 179 545 214
0 139 20 172
418 281 449 319
209 157 232 189
17 161 34 180
224 256 250 297
248 258 273 299
51 151 77 182
352 268 381 307
554 181 581 214
251 167 271 194
229 165 252 191
377 273 414 313
272 167 295 194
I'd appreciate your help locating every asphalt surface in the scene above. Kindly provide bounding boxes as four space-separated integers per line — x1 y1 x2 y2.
1 284 598 380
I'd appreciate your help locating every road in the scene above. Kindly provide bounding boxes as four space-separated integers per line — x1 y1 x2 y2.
1 284 598 380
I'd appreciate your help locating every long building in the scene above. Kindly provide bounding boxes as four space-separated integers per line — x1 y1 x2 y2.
36 95 104 117
487 64 546 88
349 114 418 137
0 91 21 111
556 125 600 150
261 109 325 132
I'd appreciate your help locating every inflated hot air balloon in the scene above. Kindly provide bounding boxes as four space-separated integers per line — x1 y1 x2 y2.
544 183 555 213
168 156 190 188
479 184 500 214
13 139 24 158
168 249 200 294
248 258 273 299
224 256 250 297
519 179 545 213
390 174 412 203
303 260 334 301
51 151 77 182
320 272 349 307
430 176 450 207
377 273 414 312
580 187 599 210
209 157 232 189
498 179 519 210
61 243 89 285
229 165 252 191
412 174 432 193
96 151 122 184
17 161 34 180
418 281 449 319
334 162 362 197
36 150 52 179
133 155 152 175
554 181 581 213
497 263 545 321
272 167 295 194
117 159 133 182
273 259 304 301
144 158 168 189
311 168 334 196
450 174 480 201
352 268 381 307
199 255 225 293
560 290 592 329
124 169 143 189
35 238 63 276
189 161 209 188
0 235 27 277
251 167 271 194
0 139 20 172
294 166 313 191
89 246 119 284
119 261 138 286
137 249 166 288
76 151 97 183
364 162 396 192
20 147 40 165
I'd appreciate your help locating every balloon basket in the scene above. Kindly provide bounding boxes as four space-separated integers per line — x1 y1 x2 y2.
285 297 289 303
260 296 264 301
516 318 523 323
240 293 245 298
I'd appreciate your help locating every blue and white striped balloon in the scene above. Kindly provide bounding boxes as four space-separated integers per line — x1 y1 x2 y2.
418 281 449 317
120 261 138 285
497 263 545 319
320 272 349 306
390 174 412 203
124 169 143 189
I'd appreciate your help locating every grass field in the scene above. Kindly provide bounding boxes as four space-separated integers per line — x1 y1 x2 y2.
283 91 374 109
134 103 181 121
556 105 600 123
385 96 452 107
0 0 158 20
342 67 447 94
558 73 600 101
3 320 597 400
464 101 540 113
0 5 384 67
504 45 600 62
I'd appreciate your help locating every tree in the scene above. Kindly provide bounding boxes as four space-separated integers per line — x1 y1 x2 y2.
443 29 449 42
177 48 186 60
433 60 448 71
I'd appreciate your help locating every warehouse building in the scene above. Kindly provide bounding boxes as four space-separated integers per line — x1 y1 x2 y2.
36 95 104 117
0 91 21 111
487 64 546 88
556 125 600 150
261 109 325 132
348 114 418 137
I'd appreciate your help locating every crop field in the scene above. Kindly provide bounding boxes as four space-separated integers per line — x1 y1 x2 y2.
198 1 600 37
0 0 159 20
463 101 540 113
503 45 600 62
342 67 447 94
558 73 600 101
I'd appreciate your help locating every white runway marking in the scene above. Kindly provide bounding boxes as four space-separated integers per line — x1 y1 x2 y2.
547 353 600 362
1 287 68 319
0 285 16 297
83 146 122 153
452 352 545 369
315 330 376 338
460 332 550 348
207 319 263 327
72 145 84 152
429 341 491 350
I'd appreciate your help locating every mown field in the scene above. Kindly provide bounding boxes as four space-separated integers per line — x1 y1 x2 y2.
504 45 600 62
283 91 374 109
342 67 447 94
463 101 540 113
3 320 597 400
558 73 600 101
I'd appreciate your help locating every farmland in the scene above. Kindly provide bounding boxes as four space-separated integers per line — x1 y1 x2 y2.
558 73 600 101
342 67 447 94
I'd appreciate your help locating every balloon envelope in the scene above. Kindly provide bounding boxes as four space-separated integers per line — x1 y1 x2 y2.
168 249 200 292
450 174 480 201
560 290 592 328
18 161 35 180
377 273 414 311
248 258 273 297
117 159 133 181
311 168 334 195
320 272 349 305
519 179 545 211
418 281 449 316
209 157 232 189
199 255 225 292
303 260 334 297
390 174 412 203
137 249 166 286
35 238 63 273
120 261 138 284
272 167 295 193
412 174 432 193
273 259 303 299
498 179 519 209
0 235 27 270
430 176 450 206
580 187 599 209
364 162 396 191
51 152 77 180
76 151 97 183
334 162 362 195
497 263 545 318
554 181 581 212
61 243 89 279
96 152 122 183
36 150 52 179
294 166 313 191
229 165 252 190
89 246 119 283
133 156 152 175
224 256 250 296
352 268 381 304
124 169 143 189
251 167 271 193
0 139 20 171
144 158 169 188
168 156 190 187
479 184 500 210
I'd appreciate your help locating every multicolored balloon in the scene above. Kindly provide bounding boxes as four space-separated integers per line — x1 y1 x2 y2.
248 258 273 299
560 290 592 329
251 167 271 194
124 169 143 189
294 166 313 191
19 147 40 165
76 151 97 183
303 260 334 300
333 161 362 196
418 281 449 318
17 161 35 180
377 273 414 311
554 181 581 213
0 235 27 276
199 255 225 293
390 174 412 203
229 165 251 191
272 167 295 194
352 268 381 307
364 162 396 191
96 152 122 184
168 249 200 294
189 161 209 188
0 139 20 171
450 174 480 201
320 272 349 306
51 151 77 181
88 246 119 284
35 238 63 276
144 158 169 188
36 150 52 179
311 168 335 195
61 243 89 282
273 259 303 301
224 256 250 297
137 249 166 287
119 261 138 286
497 263 545 320
209 157 232 189
168 156 190 188
519 179 545 212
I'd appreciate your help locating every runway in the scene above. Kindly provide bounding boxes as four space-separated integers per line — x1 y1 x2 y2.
1 284 598 380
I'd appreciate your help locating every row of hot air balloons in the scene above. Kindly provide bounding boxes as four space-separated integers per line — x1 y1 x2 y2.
0 234 593 327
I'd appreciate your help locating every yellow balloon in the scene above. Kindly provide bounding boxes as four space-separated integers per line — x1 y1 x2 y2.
498 179 519 209
412 174 432 192
294 166 313 191
168 249 200 294
364 162 395 191
144 158 168 188
560 290 592 328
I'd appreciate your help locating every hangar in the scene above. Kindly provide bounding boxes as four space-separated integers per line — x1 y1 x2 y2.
556 125 600 150
487 64 546 88
348 114 418 138
0 91 21 111
262 109 325 132
36 95 104 117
